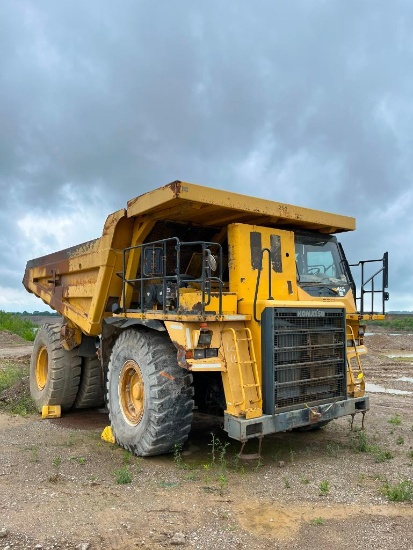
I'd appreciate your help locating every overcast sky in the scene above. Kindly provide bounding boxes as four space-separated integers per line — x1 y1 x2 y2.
1 1 412 312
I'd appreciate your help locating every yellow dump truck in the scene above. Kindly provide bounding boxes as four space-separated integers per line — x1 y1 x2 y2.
23 181 389 456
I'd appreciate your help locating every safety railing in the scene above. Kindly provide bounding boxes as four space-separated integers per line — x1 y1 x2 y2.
120 238 224 315
348 252 389 315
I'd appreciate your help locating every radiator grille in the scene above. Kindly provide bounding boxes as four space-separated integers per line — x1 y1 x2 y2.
262 307 346 413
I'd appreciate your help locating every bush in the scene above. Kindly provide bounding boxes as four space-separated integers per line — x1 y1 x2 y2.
368 317 413 331
0 311 37 341
383 480 413 502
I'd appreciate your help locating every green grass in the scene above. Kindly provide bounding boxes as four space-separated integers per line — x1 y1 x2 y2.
351 428 370 452
367 317 413 331
350 429 393 463
0 362 37 415
373 448 394 463
113 466 133 484
383 480 413 502
388 414 402 426
0 311 37 341
309 517 324 525
6 394 37 415
0 362 24 393
319 480 330 496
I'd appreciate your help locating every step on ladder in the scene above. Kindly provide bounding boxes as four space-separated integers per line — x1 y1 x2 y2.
346 325 365 397
223 327 262 419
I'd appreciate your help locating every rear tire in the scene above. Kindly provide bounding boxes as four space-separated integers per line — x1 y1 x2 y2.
107 329 194 456
74 356 105 409
30 324 81 412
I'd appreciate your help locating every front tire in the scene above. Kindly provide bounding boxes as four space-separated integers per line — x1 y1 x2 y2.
30 324 81 412
107 329 194 456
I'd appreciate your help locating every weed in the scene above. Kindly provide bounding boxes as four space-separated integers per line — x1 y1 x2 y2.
218 473 228 495
326 442 341 457
69 455 86 465
388 414 402 426
407 450 413 460
301 477 310 485
309 517 324 525
5 394 37 416
351 428 370 452
396 436 404 445
289 448 296 464
0 363 26 393
319 480 330 496
373 448 394 463
184 472 200 481
271 450 283 462
122 449 133 465
372 473 387 482
368 317 413 331
65 434 77 448
48 455 62 483
30 446 39 463
113 466 132 484
173 443 184 468
382 480 413 502
284 478 291 489
209 433 229 469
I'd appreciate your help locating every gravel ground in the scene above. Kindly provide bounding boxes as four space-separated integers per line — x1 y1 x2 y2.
0 328 412 550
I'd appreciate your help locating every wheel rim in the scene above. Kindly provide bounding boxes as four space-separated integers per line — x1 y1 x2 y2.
36 345 48 390
119 360 144 425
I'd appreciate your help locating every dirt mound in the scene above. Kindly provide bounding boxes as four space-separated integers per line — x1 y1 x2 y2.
0 330 30 348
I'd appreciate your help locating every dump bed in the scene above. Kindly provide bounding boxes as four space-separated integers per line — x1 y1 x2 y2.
127 181 355 233
23 181 355 336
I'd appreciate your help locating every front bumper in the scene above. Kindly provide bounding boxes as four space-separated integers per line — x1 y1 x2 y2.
224 396 369 441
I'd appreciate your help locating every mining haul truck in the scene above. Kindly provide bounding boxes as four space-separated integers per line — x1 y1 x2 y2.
23 181 389 456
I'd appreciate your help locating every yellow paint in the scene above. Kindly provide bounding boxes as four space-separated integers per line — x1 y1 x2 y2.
127 181 355 232
41 405 61 419
35 345 48 391
101 426 115 444
228 223 297 302
23 181 379 430
178 289 237 314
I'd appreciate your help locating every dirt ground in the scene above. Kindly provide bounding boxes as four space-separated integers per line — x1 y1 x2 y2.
0 327 412 550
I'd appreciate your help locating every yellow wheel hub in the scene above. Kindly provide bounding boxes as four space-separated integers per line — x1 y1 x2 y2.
119 360 144 425
36 345 48 390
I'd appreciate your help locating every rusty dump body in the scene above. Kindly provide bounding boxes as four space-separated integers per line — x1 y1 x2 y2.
23 181 388 452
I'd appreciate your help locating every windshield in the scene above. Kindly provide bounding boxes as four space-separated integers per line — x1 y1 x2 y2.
295 233 349 286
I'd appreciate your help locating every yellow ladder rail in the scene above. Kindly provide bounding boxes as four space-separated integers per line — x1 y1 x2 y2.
223 327 262 408
346 325 365 395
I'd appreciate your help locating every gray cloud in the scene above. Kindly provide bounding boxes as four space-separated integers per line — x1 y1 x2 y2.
1 0 412 310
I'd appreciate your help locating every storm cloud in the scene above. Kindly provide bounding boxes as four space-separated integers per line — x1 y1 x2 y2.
1 0 412 311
